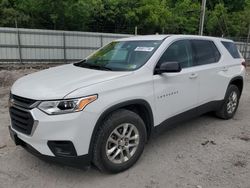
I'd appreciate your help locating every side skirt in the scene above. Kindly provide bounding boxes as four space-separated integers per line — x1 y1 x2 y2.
153 100 224 134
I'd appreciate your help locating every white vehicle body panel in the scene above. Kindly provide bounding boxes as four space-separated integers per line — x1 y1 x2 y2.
12 64 132 100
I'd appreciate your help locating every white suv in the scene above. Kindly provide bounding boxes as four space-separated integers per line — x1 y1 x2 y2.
9 35 246 173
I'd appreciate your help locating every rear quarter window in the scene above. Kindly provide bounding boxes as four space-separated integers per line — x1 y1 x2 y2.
221 41 241 58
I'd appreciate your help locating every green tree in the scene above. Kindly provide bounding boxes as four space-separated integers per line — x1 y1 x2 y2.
0 0 249 37
168 0 200 34
0 0 29 27
206 3 229 36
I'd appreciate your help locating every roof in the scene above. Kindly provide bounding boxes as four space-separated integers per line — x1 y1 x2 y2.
115 34 234 42
116 35 170 41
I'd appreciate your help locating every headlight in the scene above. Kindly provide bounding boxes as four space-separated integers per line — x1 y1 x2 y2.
38 95 97 115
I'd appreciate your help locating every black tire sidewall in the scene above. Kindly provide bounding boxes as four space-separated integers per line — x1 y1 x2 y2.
95 110 147 173
222 85 240 119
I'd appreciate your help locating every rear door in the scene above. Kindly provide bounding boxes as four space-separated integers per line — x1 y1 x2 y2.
190 39 227 105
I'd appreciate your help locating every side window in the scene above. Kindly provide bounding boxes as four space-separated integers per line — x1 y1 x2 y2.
221 41 241 58
191 40 221 66
158 40 193 68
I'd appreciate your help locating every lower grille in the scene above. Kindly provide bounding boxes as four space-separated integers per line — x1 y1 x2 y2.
9 107 34 135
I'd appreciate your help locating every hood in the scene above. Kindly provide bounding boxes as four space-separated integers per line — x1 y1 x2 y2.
11 64 131 100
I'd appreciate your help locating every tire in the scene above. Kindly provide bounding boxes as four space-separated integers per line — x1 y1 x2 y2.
93 109 147 173
216 84 240 119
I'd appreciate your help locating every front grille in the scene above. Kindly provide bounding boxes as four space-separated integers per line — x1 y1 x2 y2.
9 107 34 135
10 94 37 109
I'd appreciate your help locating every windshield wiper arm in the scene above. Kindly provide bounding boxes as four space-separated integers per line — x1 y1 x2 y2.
74 61 112 71
88 64 112 71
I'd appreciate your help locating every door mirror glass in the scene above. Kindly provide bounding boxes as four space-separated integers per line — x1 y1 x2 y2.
155 61 182 74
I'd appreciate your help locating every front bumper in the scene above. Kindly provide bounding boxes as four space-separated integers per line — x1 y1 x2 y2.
9 126 91 167
9 102 99 167
10 106 98 155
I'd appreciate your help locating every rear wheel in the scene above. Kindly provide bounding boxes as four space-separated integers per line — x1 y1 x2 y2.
93 109 147 173
216 85 240 119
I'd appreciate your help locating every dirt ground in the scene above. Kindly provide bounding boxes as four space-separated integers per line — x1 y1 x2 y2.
0 67 250 188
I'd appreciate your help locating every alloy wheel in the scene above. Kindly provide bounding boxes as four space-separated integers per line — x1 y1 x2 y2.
105 123 139 164
226 91 238 114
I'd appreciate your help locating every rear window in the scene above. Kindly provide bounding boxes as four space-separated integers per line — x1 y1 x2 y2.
191 40 221 65
221 41 241 58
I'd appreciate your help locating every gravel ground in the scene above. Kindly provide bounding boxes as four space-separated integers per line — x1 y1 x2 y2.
0 67 250 188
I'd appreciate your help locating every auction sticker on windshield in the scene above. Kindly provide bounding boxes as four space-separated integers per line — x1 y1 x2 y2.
134 47 154 52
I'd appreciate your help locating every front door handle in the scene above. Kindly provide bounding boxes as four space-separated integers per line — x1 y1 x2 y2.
189 73 198 79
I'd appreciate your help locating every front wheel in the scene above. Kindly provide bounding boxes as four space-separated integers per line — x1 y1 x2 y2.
93 109 147 173
216 85 240 119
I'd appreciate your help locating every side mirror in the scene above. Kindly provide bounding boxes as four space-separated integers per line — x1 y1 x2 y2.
155 61 182 74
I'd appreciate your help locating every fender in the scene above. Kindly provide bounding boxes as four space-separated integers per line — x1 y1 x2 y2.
88 99 154 157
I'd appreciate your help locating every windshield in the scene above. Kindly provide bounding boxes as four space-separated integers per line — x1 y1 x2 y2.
74 40 162 71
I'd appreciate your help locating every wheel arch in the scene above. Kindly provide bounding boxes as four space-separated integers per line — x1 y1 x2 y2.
88 99 154 158
228 76 244 97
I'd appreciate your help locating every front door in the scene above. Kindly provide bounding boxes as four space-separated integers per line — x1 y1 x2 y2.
153 39 199 124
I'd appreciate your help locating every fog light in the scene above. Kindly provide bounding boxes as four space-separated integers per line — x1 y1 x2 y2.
47 141 77 157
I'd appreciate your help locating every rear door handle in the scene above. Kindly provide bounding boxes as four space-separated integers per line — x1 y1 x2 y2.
221 67 228 72
189 73 198 79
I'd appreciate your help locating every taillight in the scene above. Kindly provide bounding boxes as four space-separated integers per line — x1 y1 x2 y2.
242 61 246 68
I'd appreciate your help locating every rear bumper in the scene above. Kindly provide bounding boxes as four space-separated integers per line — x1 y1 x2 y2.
9 126 91 168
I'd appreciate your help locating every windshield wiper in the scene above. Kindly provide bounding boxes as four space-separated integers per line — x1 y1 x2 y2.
74 60 112 71
86 64 112 71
